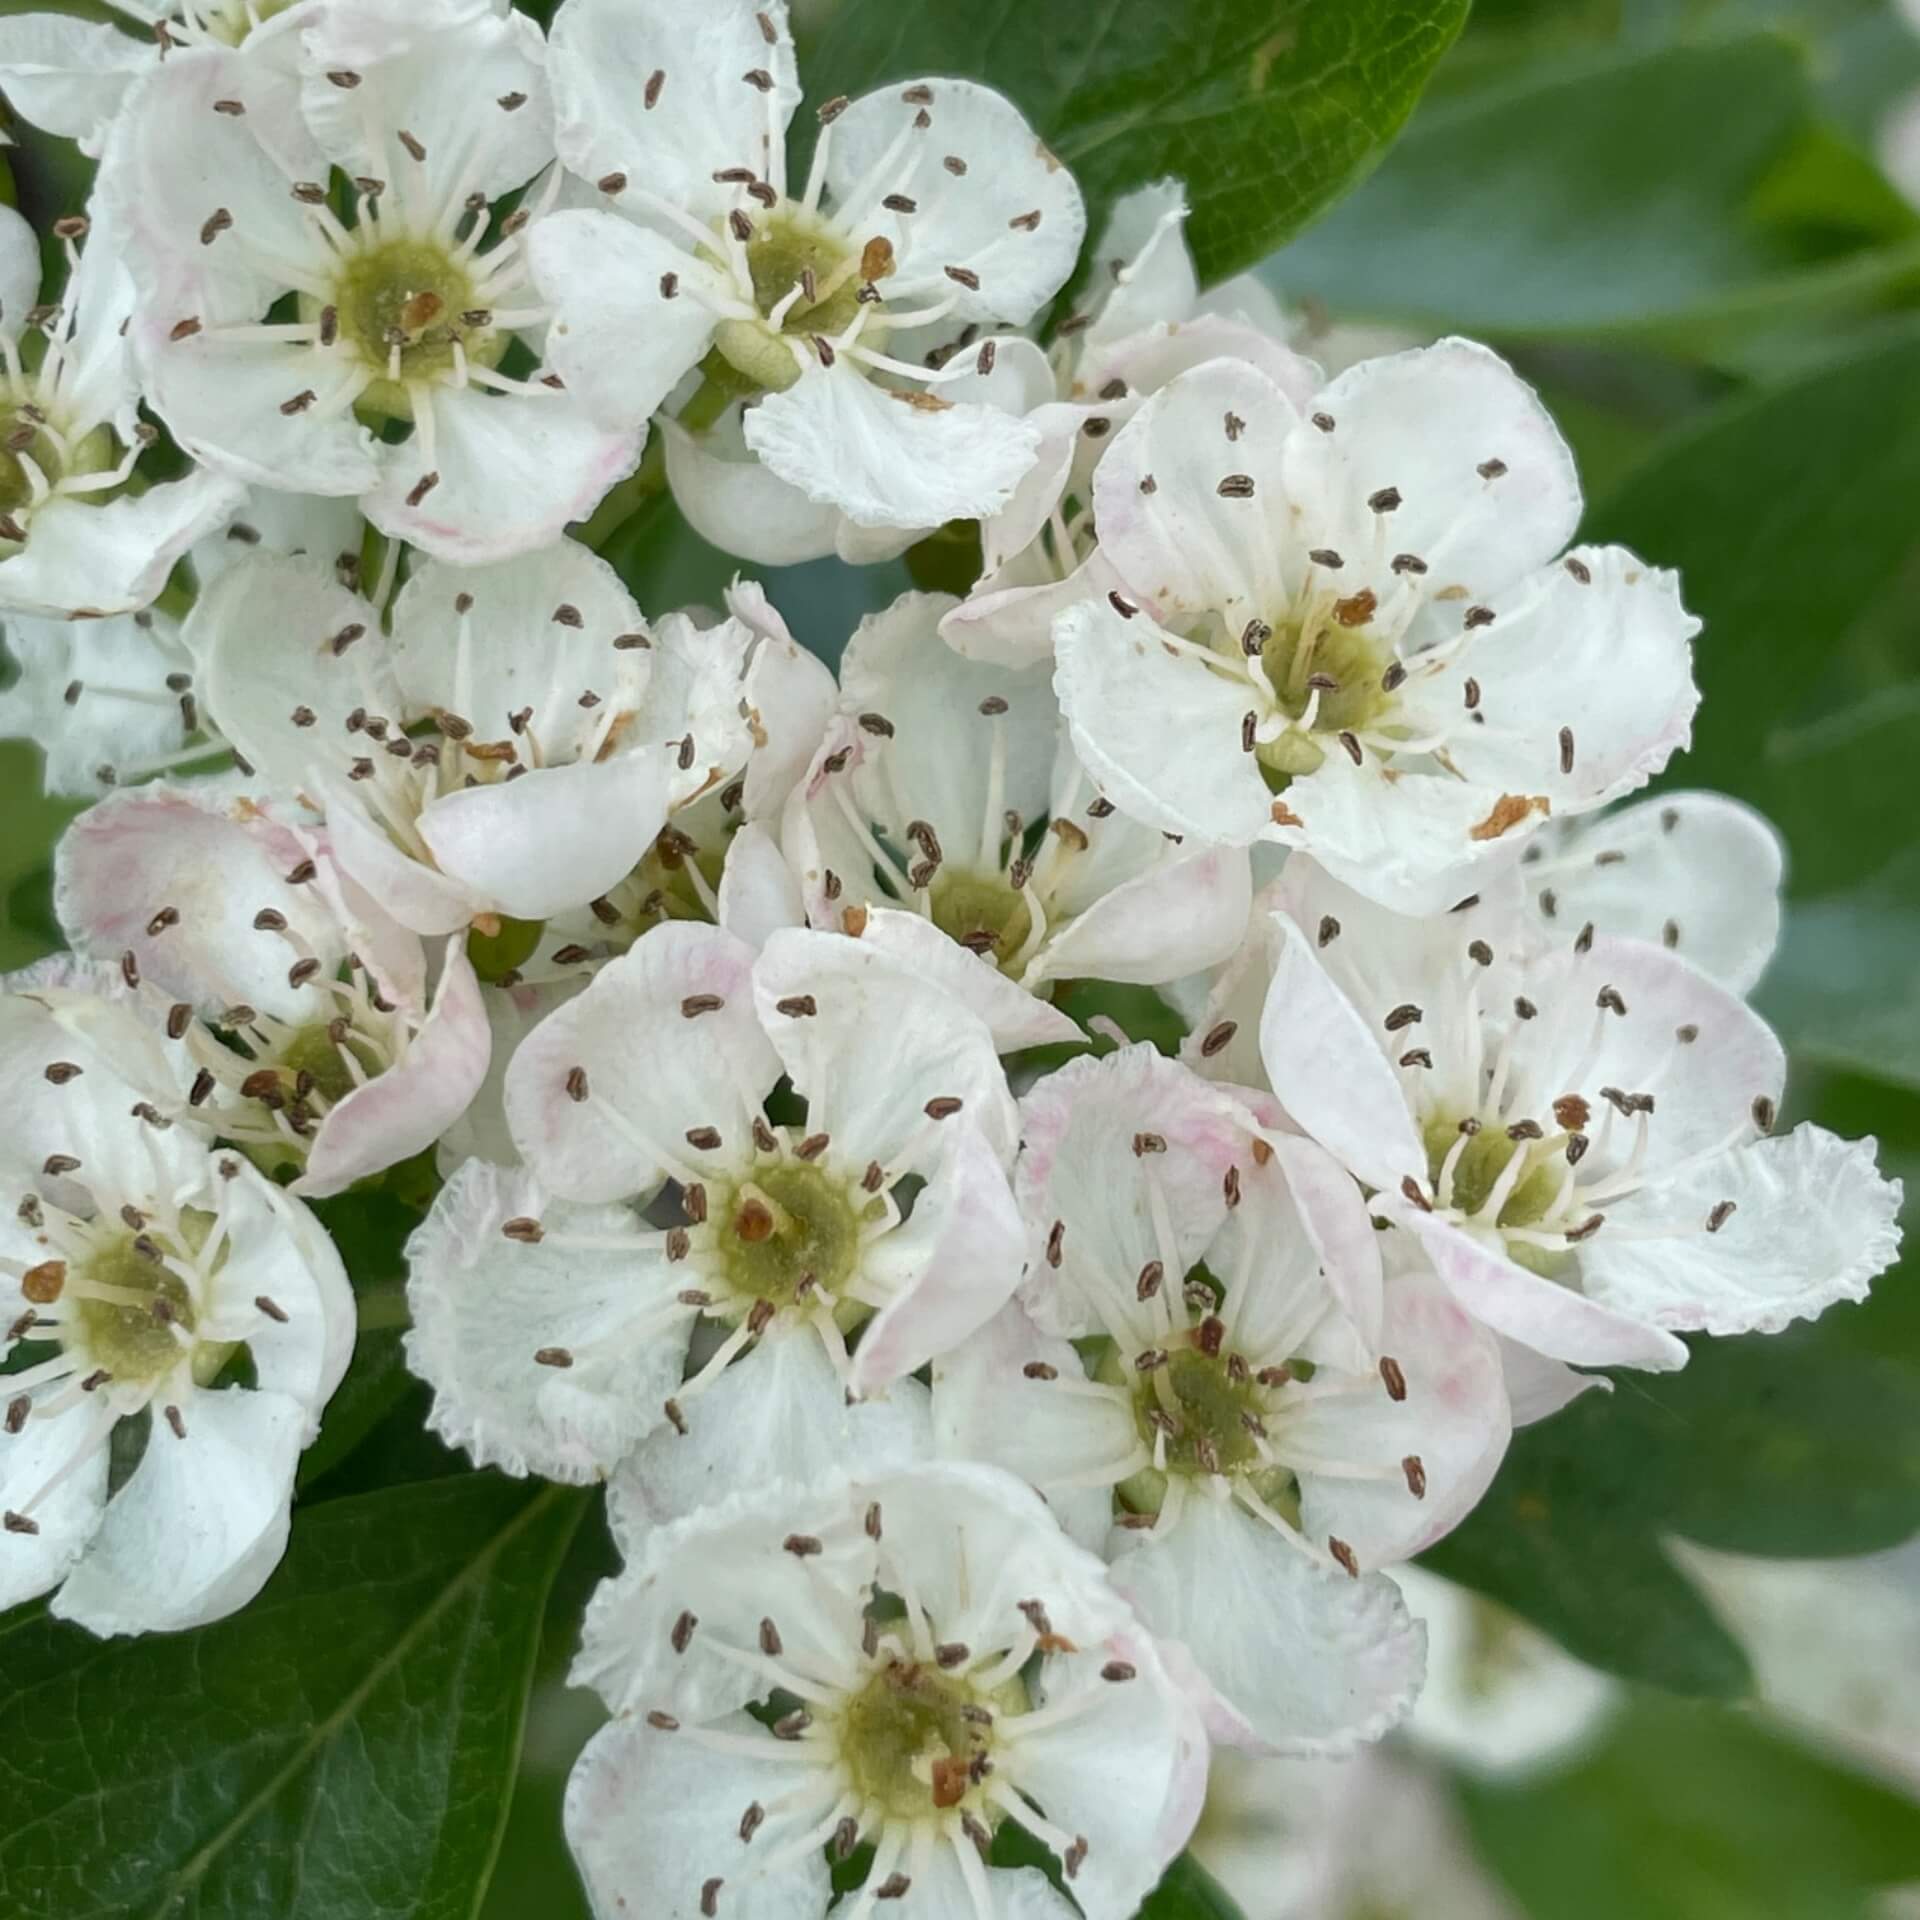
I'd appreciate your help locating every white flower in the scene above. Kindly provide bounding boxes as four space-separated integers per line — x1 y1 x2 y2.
564 1462 1206 1920
0 960 352 1635
53 779 491 1197
527 0 1084 542
0 490 364 796
783 592 1251 1045
942 181 1318 667
1255 858 1904 1369
1052 342 1702 912
1517 789 1785 996
404 922 1024 1501
0 202 242 619
184 539 730 936
936 1045 1466 1754
98 0 640 562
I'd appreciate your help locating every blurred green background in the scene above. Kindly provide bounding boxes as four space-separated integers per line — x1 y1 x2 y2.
2 1 1919 1917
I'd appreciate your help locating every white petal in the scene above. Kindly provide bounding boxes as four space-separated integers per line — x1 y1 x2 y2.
0 14 147 152
849 1118 1026 1394
0 200 41 341
826 79 1084 322
736 603 837 817
1080 179 1198 357
505 923 773 1201
1052 597 1275 845
939 550 1126 671
608 1323 932 1543
53 1384 305 1636
418 753 672 922
743 367 1042 530
564 1713 832 1920
435 974 584 1172
753 926 1018 1167
1014 1045 1245 1342
1580 1125 1902 1337
294 939 492 1197
404 1158 693 1479
1089 356 1300 624
299 0 555 205
0 471 248 622
188 485 367 590
548 0 800 228
529 210 717 431
1110 1493 1424 1754
0 1405 109 1613
1497 1333 1609 1426
313 773 483 936
854 909 1082 1052
1289 339 1581 600
715 820 806 949
54 782 349 1021
1523 791 1785 995
1030 844 1253 991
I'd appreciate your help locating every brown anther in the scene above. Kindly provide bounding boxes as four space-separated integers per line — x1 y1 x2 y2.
533 1347 574 1368
1136 1260 1164 1301
1216 473 1255 498
680 993 724 1018
565 1066 590 1102
924 1097 962 1120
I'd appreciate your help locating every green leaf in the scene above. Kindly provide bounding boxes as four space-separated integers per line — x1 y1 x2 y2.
1269 35 1920 353
1138 1851 1250 1920
800 0 1470 285
1462 1693 1920 1920
0 744 81 973
0 1475 586 1920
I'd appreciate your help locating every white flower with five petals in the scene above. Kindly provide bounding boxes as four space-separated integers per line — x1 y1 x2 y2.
1255 858 1902 1369
1052 342 1701 912
0 961 352 1635
99 0 639 562
563 1462 1206 1920
528 0 1084 543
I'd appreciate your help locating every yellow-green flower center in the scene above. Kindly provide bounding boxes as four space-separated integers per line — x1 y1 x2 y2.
834 1656 1002 1821
70 1210 230 1387
711 210 884 394
1255 611 1395 778
1422 1112 1570 1277
928 867 1034 974
715 1161 868 1309
0 408 115 529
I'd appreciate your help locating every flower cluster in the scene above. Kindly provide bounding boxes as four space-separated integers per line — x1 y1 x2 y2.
0 2 1903 1916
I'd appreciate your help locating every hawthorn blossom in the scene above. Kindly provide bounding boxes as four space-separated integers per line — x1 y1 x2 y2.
784 592 1250 1043
1256 858 1903 1369
528 0 1084 542
405 923 1024 1506
936 1046 1475 1753
1518 789 1785 995
100 0 639 562
942 181 1317 666
0 961 353 1634
0 201 242 619
0 490 364 796
185 540 731 937
1052 343 1702 912
565 1462 1206 1920
53 780 489 1197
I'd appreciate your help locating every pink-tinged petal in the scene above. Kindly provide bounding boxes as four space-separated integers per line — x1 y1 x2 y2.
404 1159 694 1481
1290 1258 1511 1566
417 752 672 923
52 1384 305 1637
1579 1125 1902 1337
1288 338 1581 601
528 209 717 431
1258 914 1426 1195
714 821 805 950
54 782 348 1022
548 0 800 230
314 773 480 936
293 939 492 1198
1089 356 1300 625
855 907 1082 1051
1523 791 1785 995
1053 597 1275 846
848 1119 1026 1394
753 926 1020 1168
1031 843 1251 991
1387 1201 1690 1371
1015 1044 1246 1342
365 382 643 566
826 79 1084 321
1109 1494 1424 1755
742 366 1043 531
505 922 772 1201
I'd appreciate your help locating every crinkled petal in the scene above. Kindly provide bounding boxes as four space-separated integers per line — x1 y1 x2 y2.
1109 1493 1424 1755
404 1158 695 1479
743 367 1042 530
53 1383 305 1636
506 922 772 1201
